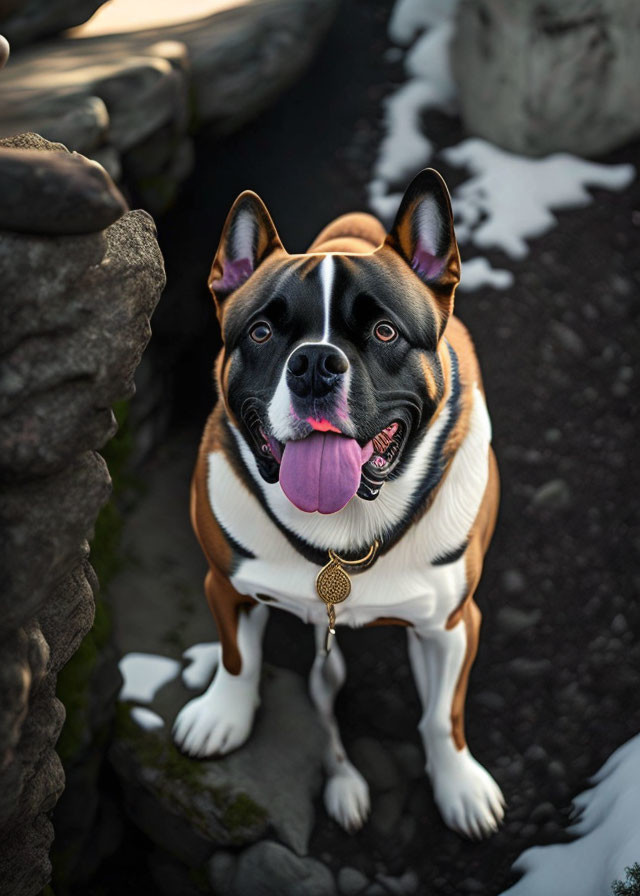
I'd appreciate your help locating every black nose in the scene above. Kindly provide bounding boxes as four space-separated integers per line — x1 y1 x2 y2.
287 344 349 397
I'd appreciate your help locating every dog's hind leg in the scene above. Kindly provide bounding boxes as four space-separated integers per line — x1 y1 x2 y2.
309 627 370 831
407 600 505 839
173 567 268 758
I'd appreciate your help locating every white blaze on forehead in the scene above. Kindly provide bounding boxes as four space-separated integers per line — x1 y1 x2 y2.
319 254 335 342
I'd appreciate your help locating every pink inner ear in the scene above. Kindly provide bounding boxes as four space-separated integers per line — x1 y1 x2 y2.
210 256 254 292
412 240 445 281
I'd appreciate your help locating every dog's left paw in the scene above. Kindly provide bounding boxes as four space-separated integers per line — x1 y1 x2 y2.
324 760 371 832
172 670 259 758
429 746 505 840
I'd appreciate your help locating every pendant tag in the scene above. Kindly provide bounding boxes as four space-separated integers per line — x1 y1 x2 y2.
316 561 350 654
315 541 380 654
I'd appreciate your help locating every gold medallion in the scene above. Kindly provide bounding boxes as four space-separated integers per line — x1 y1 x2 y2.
315 541 379 654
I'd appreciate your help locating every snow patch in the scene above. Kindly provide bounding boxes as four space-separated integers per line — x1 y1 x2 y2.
389 0 453 45
370 1 636 292
131 706 165 731
443 139 635 259
182 642 221 690
119 652 181 703
458 257 514 292
368 0 459 219
500 734 640 896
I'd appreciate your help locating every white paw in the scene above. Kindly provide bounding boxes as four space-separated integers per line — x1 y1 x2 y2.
172 669 259 758
324 761 371 832
429 746 505 839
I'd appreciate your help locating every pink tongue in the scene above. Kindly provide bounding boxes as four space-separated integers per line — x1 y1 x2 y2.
279 432 373 514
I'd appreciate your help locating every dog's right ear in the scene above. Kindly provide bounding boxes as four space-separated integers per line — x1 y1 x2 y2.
208 191 285 305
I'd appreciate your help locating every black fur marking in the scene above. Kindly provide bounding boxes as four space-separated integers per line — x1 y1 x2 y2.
432 541 468 566
378 341 462 554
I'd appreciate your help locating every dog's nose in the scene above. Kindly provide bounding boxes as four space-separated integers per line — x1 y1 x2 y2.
287 345 349 397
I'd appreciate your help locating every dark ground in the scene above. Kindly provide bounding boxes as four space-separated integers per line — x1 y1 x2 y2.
91 0 640 892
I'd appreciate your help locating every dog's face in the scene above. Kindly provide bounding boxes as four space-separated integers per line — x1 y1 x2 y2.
209 170 461 514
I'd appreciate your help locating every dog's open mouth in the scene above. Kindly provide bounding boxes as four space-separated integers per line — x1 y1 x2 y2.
243 405 408 513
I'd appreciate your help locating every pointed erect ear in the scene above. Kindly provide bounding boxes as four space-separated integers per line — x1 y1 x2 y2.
385 168 460 327
208 191 284 303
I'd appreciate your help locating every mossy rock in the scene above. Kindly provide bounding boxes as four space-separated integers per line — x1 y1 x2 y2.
110 665 326 858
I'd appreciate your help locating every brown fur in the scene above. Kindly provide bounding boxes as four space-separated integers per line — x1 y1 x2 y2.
191 408 256 674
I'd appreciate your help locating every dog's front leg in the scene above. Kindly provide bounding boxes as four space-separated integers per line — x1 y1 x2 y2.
173 566 268 758
407 599 505 839
309 627 370 831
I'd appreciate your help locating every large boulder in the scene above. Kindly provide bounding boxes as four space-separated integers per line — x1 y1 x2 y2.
452 0 640 157
0 133 165 895
0 0 108 48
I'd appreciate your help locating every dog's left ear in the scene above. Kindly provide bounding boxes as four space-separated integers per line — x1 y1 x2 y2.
208 190 285 305
384 168 460 328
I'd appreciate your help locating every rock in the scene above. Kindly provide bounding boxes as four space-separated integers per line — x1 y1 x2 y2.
530 801 555 824
338 866 369 896
496 606 541 634
0 94 110 155
377 870 419 895
0 143 127 234
371 788 407 839
209 850 237 895
453 0 640 157
0 0 339 213
507 658 553 679
0 134 164 894
530 478 572 511
350 738 400 792
549 321 586 359
0 0 108 48
110 665 327 860
501 569 526 594
232 841 335 896
611 613 627 635
391 742 424 780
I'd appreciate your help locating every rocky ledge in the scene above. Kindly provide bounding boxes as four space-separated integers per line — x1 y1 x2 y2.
0 0 338 211
0 133 165 895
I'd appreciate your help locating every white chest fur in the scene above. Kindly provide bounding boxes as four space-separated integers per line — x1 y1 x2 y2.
206 386 491 632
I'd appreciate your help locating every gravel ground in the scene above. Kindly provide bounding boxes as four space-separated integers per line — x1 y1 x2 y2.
94 0 640 893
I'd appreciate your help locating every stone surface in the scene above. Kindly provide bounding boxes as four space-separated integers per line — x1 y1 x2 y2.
0 0 338 211
0 134 164 895
338 866 369 895
232 841 335 896
111 663 327 863
0 0 108 48
453 0 640 156
0 144 127 233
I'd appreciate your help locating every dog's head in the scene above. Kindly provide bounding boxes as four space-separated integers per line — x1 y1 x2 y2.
208 169 460 514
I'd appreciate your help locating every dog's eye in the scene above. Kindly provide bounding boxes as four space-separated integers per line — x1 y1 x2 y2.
250 321 272 343
374 321 397 343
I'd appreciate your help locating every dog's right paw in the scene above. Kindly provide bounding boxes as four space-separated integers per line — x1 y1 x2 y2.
324 760 371 832
172 672 258 758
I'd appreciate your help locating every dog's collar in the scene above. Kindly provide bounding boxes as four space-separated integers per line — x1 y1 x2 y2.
316 540 380 653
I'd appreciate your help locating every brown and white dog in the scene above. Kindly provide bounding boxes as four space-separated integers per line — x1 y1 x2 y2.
173 169 505 839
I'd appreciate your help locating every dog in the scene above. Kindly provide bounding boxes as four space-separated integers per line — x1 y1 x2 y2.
173 169 505 839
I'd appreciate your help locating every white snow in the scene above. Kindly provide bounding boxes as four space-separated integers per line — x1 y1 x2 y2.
181 642 221 690
458 256 514 292
369 0 636 291
118 652 181 703
131 706 165 731
368 0 459 220
389 0 454 44
500 734 640 896
443 139 635 259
